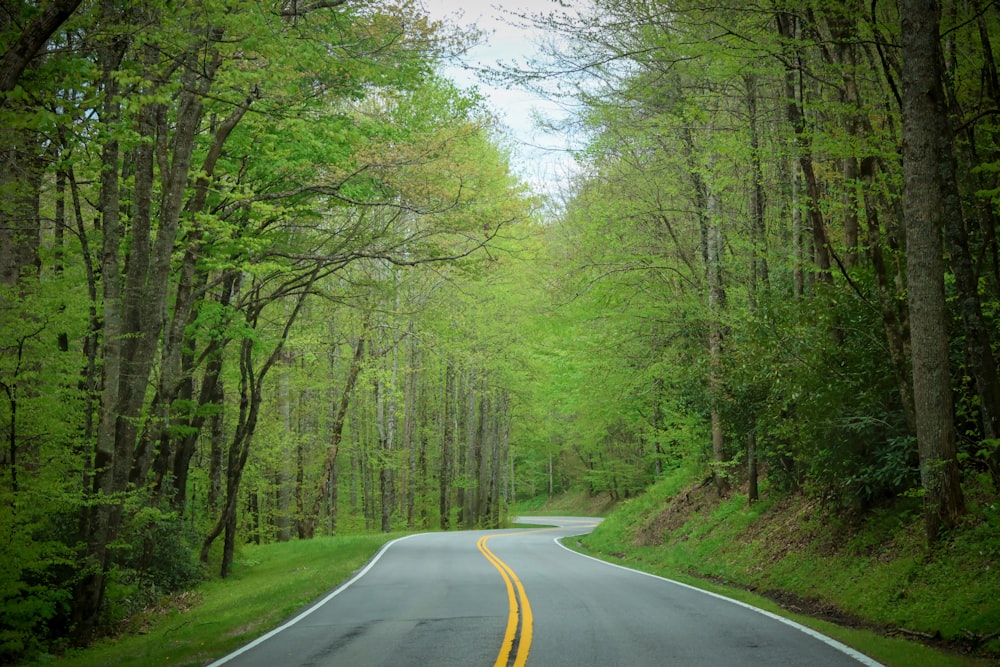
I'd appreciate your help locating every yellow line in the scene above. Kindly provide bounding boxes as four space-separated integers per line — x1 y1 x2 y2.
478 534 519 667
511 564 533 667
478 531 544 667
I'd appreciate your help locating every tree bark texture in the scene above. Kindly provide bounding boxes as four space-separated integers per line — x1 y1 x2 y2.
902 0 966 542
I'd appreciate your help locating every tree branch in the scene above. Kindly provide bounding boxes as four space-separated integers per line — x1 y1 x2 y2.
279 0 348 17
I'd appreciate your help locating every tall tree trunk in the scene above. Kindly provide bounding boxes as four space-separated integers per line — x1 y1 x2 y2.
902 0 966 543
746 73 765 501
375 323 399 534
207 384 225 514
201 337 262 577
302 327 367 538
707 172 728 495
403 332 418 530
745 72 769 298
276 351 294 541
462 370 478 528
72 23 127 639
942 190 1000 488
548 452 554 497
202 273 317 575
0 128 43 287
861 161 917 435
144 95 253 503
777 12 832 284
477 393 490 525
791 159 805 298
939 2 1000 488
439 364 454 530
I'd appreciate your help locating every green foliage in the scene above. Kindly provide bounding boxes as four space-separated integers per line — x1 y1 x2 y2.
0 528 76 664
721 284 917 508
123 507 204 593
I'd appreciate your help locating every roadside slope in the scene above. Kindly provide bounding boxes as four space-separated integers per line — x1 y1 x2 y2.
574 466 1000 667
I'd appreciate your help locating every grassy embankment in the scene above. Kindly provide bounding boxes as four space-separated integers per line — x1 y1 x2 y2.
38 533 402 667
541 465 1000 667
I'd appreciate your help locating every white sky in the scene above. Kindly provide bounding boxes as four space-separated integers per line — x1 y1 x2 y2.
420 0 577 200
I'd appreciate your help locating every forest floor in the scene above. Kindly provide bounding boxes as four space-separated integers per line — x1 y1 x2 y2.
556 466 1000 667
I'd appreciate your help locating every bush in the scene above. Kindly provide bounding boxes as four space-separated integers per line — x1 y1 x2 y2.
123 507 204 593
100 507 205 632
0 535 76 664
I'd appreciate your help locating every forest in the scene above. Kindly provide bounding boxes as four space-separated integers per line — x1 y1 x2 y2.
2 0 999 661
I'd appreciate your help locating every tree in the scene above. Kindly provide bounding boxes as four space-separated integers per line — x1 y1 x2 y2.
901 0 966 542
0 0 532 652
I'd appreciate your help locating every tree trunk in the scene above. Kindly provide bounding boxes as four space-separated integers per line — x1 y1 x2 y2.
745 72 768 298
902 0 966 543
777 12 831 284
377 328 398 534
548 452 554 497
0 0 84 93
302 327 366 538
439 364 454 530
707 170 728 496
791 159 804 298
463 370 478 528
860 163 918 435
72 26 127 640
207 383 225 514
201 337 261 576
0 128 43 287
404 330 418 529
477 393 490 525
940 2 1000 489
202 273 317 574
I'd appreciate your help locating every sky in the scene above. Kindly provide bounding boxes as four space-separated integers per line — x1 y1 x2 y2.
420 0 577 199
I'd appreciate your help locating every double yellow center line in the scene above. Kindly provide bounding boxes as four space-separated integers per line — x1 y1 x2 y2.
477 532 536 667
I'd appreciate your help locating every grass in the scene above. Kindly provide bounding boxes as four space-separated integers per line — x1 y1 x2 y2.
38 533 400 667
574 466 1000 667
512 488 618 517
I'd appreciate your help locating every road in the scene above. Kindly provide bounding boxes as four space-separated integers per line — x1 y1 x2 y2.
208 516 882 667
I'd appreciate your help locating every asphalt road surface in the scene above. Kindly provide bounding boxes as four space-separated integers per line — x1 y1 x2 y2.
208 516 882 667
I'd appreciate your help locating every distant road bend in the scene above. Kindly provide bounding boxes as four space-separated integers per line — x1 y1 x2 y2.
209 516 883 667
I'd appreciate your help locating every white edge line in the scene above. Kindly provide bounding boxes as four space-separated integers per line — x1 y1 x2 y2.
553 532 884 667
206 533 424 666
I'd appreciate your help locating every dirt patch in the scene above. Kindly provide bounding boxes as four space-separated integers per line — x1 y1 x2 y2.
583 492 619 517
634 477 719 547
755 586 998 660
753 585 871 628
116 590 204 637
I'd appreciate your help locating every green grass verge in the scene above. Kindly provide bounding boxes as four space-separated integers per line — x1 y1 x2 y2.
513 488 617 517
38 533 400 667
575 466 1000 667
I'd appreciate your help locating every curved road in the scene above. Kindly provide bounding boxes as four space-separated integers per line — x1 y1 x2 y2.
209 517 881 667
